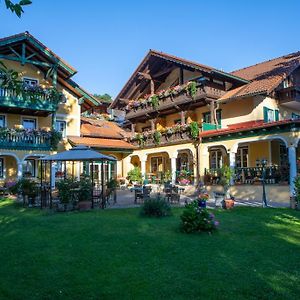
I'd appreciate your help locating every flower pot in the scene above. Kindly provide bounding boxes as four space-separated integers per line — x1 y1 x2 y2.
198 200 207 208
222 199 234 209
78 201 92 211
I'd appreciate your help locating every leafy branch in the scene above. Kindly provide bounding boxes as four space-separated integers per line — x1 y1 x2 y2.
4 0 32 17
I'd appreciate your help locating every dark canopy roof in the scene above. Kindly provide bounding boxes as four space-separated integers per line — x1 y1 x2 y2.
41 145 116 162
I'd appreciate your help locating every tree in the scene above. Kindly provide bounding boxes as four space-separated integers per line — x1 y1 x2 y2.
93 93 112 103
4 0 32 17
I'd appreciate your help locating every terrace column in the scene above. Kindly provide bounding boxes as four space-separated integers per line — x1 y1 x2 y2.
229 151 236 185
51 163 56 189
17 162 23 179
288 145 297 196
171 156 177 185
140 156 147 180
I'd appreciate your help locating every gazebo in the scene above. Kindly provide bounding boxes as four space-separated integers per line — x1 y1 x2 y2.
40 145 116 209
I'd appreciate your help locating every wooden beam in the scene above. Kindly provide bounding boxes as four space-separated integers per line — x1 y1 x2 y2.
152 65 174 78
8 46 21 58
21 43 26 65
138 72 152 80
0 54 53 68
119 98 130 104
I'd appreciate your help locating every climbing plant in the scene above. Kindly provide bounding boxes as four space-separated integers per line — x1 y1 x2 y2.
189 121 199 139
153 130 162 145
150 95 159 110
186 81 197 97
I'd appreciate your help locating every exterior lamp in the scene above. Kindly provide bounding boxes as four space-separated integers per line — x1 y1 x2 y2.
260 158 268 207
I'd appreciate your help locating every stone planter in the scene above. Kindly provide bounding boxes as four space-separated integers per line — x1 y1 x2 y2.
222 199 234 209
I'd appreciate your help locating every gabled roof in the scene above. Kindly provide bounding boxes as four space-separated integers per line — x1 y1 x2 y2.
110 50 248 109
0 32 100 110
220 51 300 101
0 31 76 77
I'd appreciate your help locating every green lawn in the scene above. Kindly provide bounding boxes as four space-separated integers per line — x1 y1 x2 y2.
0 199 300 300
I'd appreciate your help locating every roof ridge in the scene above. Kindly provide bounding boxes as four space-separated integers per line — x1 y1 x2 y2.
232 50 300 74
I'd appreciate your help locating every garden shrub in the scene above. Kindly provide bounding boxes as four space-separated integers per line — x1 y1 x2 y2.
140 198 172 217
180 200 219 233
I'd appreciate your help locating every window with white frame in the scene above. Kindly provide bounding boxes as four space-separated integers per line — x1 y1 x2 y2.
22 118 36 130
0 115 5 128
55 120 67 137
23 77 38 87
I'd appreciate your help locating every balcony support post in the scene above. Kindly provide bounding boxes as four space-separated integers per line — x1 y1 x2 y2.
150 119 156 131
288 145 297 196
210 100 215 124
131 123 136 134
180 111 186 125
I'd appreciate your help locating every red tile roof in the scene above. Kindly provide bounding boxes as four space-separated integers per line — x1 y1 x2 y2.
200 119 300 138
81 117 132 139
68 136 136 150
220 51 300 101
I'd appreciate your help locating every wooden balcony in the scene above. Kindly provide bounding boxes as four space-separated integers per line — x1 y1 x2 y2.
276 86 300 106
0 128 59 150
131 129 194 148
0 87 58 116
126 83 226 121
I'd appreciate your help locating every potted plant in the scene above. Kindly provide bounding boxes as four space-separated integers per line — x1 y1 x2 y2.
127 167 142 185
77 176 93 211
219 165 235 209
198 192 209 208
56 178 75 211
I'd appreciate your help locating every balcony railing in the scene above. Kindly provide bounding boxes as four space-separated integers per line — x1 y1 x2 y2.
0 87 58 112
0 128 59 150
202 123 222 131
131 129 193 148
126 82 226 120
276 86 300 103
204 166 289 185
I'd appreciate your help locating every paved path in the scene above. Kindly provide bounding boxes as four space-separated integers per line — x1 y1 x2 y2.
107 189 290 209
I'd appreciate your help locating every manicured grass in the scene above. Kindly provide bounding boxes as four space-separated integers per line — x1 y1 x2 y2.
0 199 300 300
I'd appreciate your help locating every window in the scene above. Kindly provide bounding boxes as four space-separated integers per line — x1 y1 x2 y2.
236 147 248 168
263 107 279 123
23 159 36 177
203 109 222 124
209 149 223 169
22 118 36 130
0 158 4 178
292 113 300 120
23 77 38 87
151 157 164 173
0 115 5 128
55 120 67 137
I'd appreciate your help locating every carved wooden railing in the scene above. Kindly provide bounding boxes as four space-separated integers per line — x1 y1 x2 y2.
0 87 58 112
0 128 55 150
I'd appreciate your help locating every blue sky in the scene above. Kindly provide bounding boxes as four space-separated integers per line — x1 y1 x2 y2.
1 0 300 97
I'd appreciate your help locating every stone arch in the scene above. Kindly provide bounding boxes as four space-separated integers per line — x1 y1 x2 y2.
0 152 21 180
